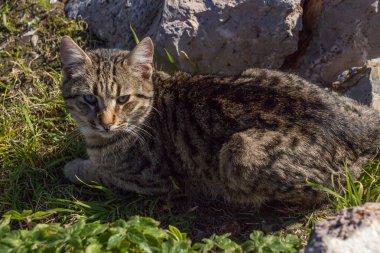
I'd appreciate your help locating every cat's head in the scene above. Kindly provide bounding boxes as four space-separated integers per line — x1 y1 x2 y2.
60 36 154 137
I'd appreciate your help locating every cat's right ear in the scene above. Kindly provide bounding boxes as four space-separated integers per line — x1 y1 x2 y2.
60 36 91 79
128 37 154 79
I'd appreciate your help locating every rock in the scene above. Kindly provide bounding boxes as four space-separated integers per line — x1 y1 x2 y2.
64 0 163 48
65 0 302 74
331 58 380 110
64 0 380 88
154 0 302 74
303 203 380 253
31 35 39 48
286 0 380 85
21 30 38 46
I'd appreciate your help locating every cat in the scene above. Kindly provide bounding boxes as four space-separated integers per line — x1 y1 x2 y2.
60 35 380 208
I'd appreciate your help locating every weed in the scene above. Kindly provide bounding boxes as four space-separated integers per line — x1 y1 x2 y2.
0 213 302 253
308 161 380 211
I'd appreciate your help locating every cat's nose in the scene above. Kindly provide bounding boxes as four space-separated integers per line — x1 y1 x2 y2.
99 111 114 131
102 124 112 131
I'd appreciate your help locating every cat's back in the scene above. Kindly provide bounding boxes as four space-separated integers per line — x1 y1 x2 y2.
155 68 363 131
154 68 379 157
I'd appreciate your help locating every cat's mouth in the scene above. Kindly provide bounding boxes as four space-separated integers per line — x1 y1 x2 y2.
94 122 129 134
86 120 136 137
97 124 117 132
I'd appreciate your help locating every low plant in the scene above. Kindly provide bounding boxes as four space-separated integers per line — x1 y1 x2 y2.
0 213 302 253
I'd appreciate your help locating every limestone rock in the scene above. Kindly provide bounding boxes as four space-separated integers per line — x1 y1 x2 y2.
287 0 380 85
64 0 163 48
65 0 303 74
64 0 380 88
303 203 380 253
154 0 302 74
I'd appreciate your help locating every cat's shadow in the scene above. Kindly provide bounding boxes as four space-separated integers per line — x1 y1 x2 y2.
162 193 316 241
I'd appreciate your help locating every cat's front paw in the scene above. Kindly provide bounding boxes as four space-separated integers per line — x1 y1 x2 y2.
63 158 91 184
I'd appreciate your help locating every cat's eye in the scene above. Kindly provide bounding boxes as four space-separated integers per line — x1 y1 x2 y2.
83 95 97 105
117 95 130 104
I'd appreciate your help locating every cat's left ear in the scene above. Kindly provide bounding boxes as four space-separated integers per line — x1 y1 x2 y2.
128 37 154 79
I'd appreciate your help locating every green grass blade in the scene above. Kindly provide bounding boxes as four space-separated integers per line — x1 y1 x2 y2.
306 180 344 202
164 48 175 64
20 105 35 135
130 24 140 44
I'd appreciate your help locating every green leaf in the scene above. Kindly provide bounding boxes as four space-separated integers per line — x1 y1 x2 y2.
0 219 10 237
0 245 12 253
126 216 160 229
144 227 168 242
107 234 125 250
67 235 82 248
85 243 104 253
112 219 128 228
3 210 32 220
126 228 145 244
138 242 154 253
214 234 242 252
1 237 23 248
242 231 301 253
81 222 108 237
168 225 185 241
68 220 86 235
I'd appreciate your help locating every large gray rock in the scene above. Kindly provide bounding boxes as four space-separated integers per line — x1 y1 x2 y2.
303 203 380 253
64 0 163 48
65 0 380 87
154 0 302 74
65 0 302 74
287 0 380 85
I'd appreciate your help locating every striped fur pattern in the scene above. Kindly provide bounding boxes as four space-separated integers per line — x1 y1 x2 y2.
61 36 380 207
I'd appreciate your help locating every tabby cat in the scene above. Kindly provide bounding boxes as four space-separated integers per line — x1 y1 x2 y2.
60 36 380 207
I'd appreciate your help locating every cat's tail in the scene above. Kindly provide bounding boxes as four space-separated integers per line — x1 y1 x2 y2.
358 105 380 158
333 92 380 161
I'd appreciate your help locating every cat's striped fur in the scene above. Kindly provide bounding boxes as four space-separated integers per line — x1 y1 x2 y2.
61 36 380 207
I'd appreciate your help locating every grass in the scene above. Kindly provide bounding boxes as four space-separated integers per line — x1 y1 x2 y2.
0 0 380 252
308 161 380 211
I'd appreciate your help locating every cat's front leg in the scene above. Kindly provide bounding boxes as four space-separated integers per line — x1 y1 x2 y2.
63 158 171 195
63 158 101 185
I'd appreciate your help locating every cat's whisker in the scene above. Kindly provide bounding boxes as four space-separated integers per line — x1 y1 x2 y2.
116 123 128 129
131 131 145 146
115 122 153 140
125 126 146 146
140 122 154 131
134 125 153 138
151 106 162 117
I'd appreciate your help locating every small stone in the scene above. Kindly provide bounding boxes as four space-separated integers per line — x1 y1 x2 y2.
333 58 380 110
21 30 37 46
303 203 380 253
31 34 39 48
